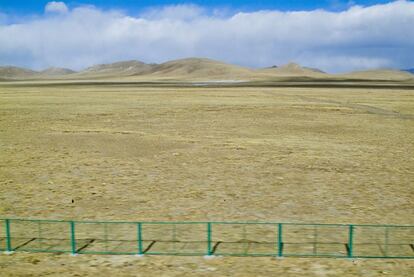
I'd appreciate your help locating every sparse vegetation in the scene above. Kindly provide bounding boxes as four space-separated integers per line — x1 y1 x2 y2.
0 81 413 275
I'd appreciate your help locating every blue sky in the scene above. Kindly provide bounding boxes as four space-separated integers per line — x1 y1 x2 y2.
0 1 413 72
0 0 395 14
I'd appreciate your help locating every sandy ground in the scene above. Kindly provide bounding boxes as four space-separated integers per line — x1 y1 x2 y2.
0 84 413 275
1 253 414 277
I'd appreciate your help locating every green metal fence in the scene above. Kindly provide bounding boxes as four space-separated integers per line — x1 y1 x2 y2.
1 218 413 258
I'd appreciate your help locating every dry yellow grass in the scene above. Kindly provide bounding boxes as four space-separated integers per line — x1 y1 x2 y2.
0 83 413 275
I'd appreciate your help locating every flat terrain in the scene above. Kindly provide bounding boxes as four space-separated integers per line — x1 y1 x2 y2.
0 83 413 275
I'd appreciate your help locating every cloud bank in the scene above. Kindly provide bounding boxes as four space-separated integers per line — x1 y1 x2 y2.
45 1 69 14
0 1 413 72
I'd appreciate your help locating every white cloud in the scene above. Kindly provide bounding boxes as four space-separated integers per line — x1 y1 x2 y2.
45 2 68 14
0 1 413 72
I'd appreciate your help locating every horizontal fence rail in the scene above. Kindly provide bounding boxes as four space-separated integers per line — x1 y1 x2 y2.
1 218 413 259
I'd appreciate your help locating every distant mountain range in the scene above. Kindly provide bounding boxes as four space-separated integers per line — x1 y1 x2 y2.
403 68 414 74
0 58 413 81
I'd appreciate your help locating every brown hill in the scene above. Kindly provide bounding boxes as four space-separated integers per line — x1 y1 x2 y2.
258 62 327 77
0 66 39 79
144 58 256 81
1 59 413 82
77 60 154 78
40 67 76 76
339 69 414 81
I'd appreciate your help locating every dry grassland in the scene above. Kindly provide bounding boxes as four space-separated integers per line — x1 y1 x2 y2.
0 84 413 276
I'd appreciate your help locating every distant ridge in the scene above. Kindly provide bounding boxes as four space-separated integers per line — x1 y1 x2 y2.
40 67 76 76
144 58 256 80
1 58 413 82
339 69 414 81
0 66 39 79
403 68 414 74
0 65 76 79
80 60 154 77
259 62 326 77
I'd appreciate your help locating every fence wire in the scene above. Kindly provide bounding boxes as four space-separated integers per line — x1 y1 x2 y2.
1 219 413 258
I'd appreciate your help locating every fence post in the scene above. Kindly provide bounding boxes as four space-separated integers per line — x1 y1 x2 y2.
348 225 354 258
207 222 212 256
313 225 318 255
38 221 42 249
384 226 389 257
70 221 77 255
5 219 12 253
137 222 143 255
277 223 283 257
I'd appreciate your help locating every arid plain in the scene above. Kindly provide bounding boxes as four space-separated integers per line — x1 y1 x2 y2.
1 81 413 275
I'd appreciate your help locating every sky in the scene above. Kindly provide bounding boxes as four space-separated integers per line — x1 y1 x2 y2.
0 0 413 72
